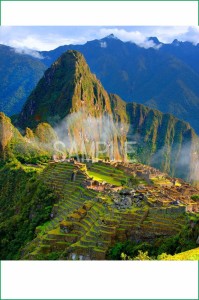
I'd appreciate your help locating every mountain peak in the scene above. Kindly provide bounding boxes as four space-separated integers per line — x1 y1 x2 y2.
17 50 111 128
148 37 161 45
106 33 117 39
102 34 119 40
172 39 180 46
54 50 84 66
63 49 83 59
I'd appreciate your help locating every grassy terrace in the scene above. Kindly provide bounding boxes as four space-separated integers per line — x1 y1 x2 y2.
24 162 99 258
86 162 132 186
23 161 188 260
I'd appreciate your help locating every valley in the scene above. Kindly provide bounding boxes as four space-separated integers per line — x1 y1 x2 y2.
0 47 199 261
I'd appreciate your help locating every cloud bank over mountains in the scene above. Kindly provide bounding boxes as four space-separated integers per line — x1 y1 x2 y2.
0 26 199 52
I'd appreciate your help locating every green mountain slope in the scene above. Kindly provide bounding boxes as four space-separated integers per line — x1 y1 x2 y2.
2 37 199 134
18 50 112 128
0 160 57 259
0 44 46 116
126 102 198 179
15 50 199 181
40 36 199 134
1 160 199 260
0 112 57 165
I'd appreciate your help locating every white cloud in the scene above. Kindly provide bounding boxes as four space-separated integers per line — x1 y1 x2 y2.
100 28 144 43
0 26 199 52
0 27 87 51
177 26 199 45
98 26 199 48
14 47 44 59
99 28 161 49
141 26 199 44
5 35 82 51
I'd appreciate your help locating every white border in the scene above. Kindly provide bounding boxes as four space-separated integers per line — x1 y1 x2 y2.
1 1 199 300
1 261 198 299
1 1 198 26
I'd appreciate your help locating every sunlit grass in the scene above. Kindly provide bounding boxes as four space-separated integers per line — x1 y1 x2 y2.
161 247 199 260
87 170 122 186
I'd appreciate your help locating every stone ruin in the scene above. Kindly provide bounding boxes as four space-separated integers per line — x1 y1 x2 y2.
112 188 147 210
84 178 117 191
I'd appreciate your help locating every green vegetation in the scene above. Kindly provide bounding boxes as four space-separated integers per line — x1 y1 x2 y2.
87 170 122 186
0 113 57 166
107 220 199 260
3 38 199 135
14 49 199 181
158 247 199 260
0 49 199 261
0 44 45 116
126 102 198 179
0 161 57 259
121 251 151 261
0 159 198 260
17 50 112 129
120 248 199 260
86 163 142 187
191 194 199 201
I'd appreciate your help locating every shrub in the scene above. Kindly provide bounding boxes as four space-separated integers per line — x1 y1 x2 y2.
191 194 199 201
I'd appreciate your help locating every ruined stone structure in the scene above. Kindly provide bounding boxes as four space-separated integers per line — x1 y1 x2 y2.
23 161 199 260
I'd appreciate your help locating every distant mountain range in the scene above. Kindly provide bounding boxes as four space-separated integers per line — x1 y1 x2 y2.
1 35 199 134
11 50 198 181
39 35 199 134
0 44 46 116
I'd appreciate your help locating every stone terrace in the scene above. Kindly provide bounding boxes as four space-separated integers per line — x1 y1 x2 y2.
23 161 197 260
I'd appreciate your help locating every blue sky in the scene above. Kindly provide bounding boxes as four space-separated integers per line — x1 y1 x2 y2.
0 26 199 51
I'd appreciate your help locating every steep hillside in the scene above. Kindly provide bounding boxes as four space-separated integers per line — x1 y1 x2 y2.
0 112 57 164
1 159 198 260
0 44 45 116
0 160 57 259
0 114 199 260
17 51 126 160
10 161 199 260
17 50 112 128
39 36 199 133
126 102 199 179
2 37 199 133
15 50 199 181
161 40 199 75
